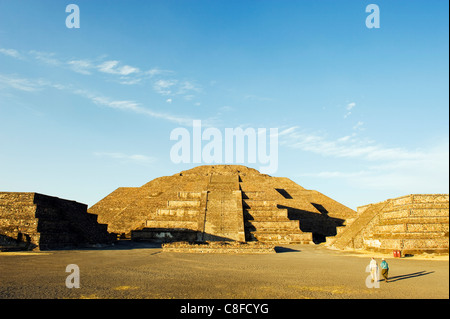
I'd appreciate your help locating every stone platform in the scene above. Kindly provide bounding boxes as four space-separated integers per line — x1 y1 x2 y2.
328 194 449 255
161 241 276 254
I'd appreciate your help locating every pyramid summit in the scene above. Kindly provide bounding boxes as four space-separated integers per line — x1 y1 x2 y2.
88 165 357 244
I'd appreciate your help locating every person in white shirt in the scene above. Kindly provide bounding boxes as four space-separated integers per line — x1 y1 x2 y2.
369 257 378 283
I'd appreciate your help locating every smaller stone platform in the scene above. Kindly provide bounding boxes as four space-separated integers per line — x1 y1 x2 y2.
162 241 276 254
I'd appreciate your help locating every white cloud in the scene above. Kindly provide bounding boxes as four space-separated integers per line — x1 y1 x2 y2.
77 90 194 126
93 152 155 163
118 77 142 85
0 48 23 59
153 79 177 95
97 60 140 75
337 135 353 142
0 74 42 92
287 126 449 194
353 121 364 131
67 60 92 75
306 142 449 193
0 73 196 126
177 81 202 94
344 102 356 118
280 126 425 161
166 98 172 103
29 50 62 66
146 68 171 76
346 102 356 110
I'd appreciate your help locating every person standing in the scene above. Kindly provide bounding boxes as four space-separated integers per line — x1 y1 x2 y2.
380 258 389 283
369 257 378 283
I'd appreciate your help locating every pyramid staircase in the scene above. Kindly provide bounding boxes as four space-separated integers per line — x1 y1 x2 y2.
133 191 207 242
327 201 387 250
242 191 313 244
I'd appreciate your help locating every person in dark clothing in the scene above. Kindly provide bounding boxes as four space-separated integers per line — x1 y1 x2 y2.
380 258 389 283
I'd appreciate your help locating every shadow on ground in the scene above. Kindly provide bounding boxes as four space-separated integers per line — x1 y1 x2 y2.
384 271 435 282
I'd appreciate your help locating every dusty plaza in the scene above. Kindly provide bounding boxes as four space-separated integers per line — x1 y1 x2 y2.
0 241 448 300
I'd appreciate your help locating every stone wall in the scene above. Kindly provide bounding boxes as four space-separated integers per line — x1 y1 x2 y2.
0 192 115 250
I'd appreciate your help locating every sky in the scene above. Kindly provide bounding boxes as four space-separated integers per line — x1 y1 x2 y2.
0 0 448 210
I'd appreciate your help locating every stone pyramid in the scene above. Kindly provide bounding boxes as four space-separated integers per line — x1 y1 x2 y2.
88 165 357 244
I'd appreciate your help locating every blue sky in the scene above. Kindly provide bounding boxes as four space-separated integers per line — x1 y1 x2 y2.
0 0 448 209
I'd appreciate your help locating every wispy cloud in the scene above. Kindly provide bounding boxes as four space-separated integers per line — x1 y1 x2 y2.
344 101 356 118
346 102 356 110
0 74 43 92
146 68 172 77
1 47 169 82
301 141 449 193
353 121 364 131
29 50 62 66
152 79 203 99
93 152 156 163
153 79 177 95
177 81 202 94
284 125 449 193
0 47 204 104
71 87 195 126
67 59 93 75
0 73 196 126
0 48 23 59
279 126 426 161
97 60 140 76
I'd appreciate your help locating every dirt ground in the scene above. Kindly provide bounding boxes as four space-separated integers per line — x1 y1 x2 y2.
0 241 448 300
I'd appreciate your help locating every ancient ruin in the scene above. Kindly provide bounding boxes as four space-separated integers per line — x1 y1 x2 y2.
88 165 357 244
2 166 448 254
0 192 115 250
327 194 449 254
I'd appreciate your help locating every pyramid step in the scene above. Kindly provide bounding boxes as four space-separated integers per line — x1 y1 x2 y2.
379 216 449 225
167 200 200 208
0 193 36 205
156 208 201 217
245 209 288 217
371 232 449 240
245 216 292 222
249 231 312 244
375 223 448 233
246 220 300 230
177 192 202 199
145 220 198 229
244 200 278 208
